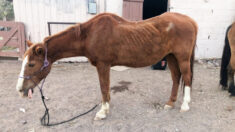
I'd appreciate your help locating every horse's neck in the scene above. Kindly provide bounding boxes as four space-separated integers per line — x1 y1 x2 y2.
47 29 84 63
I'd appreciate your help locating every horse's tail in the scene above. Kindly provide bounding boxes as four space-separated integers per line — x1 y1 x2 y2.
190 20 198 87
220 25 232 87
190 44 195 86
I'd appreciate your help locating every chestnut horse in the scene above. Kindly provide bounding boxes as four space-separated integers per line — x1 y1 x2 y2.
220 23 235 96
16 12 197 120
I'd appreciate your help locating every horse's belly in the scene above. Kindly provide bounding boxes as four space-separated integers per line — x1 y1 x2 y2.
112 42 168 67
114 54 164 67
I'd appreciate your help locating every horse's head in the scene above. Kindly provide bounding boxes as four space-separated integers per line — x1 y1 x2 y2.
16 40 52 98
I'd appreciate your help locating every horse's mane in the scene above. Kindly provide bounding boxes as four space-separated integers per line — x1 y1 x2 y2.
42 13 122 45
43 24 80 44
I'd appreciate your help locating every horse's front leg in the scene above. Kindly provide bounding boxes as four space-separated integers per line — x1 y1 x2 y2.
94 62 111 120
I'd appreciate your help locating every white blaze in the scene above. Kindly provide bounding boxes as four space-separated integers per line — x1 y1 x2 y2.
16 56 28 91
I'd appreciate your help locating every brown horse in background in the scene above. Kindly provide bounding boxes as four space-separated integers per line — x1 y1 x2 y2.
16 12 197 120
220 22 235 96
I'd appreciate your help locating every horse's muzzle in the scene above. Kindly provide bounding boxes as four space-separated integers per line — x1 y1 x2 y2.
18 88 34 98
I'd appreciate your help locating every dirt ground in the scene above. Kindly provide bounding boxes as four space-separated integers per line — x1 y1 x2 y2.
1 60 235 132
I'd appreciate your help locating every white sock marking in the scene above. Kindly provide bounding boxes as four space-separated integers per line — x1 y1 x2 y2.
16 56 28 91
181 86 191 111
94 102 109 120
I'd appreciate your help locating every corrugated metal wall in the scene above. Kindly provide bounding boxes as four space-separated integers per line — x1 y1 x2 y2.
13 0 104 43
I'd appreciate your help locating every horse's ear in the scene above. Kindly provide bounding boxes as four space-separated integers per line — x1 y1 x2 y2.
26 40 33 47
34 45 44 56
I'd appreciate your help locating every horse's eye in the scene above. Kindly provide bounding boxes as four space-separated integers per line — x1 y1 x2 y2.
28 63 35 67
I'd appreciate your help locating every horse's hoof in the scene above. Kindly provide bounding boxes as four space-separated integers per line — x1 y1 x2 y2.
94 116 105 121
180 103 190 112
94 114 106 120
164 104 173 110
230 92 235 96
94 110 107 121
221 86 228 90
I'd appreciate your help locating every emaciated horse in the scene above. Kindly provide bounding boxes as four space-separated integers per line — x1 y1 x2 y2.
16 12 197 120
220 23 235 96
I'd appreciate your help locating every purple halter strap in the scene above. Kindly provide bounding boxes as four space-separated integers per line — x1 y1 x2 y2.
41 46 49 71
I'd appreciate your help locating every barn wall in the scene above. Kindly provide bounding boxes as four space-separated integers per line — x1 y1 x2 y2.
14 0 97 42
13 0 122 61
13 0 123 42
106 0 123 15
13 0 235 59
170 0 235 59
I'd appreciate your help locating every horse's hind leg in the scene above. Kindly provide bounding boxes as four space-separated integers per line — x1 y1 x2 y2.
177 60 192 112
227 65 235 96
164 54 181 109
94 62 111 120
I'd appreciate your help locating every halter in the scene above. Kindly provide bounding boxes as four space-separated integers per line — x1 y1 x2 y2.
19 43 97 126
19 43 49 79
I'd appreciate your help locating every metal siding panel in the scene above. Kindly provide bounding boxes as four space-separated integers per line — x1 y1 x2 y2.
32 0 40 42
122 1 130 20
123 1 143 21
13 0 19 21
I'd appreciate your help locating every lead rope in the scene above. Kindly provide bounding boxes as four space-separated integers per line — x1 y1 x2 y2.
39 85 98 126
32 67 98 126
35 79 98 126
39 60 98 126
23 43 98 126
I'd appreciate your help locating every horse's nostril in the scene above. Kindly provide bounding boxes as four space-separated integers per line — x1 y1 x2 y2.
19 89 23 92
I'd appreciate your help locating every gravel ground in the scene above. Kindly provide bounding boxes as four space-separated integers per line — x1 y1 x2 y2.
0 60 235 132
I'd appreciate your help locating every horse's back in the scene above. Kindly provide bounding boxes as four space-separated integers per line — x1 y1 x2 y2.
85 12 197 67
